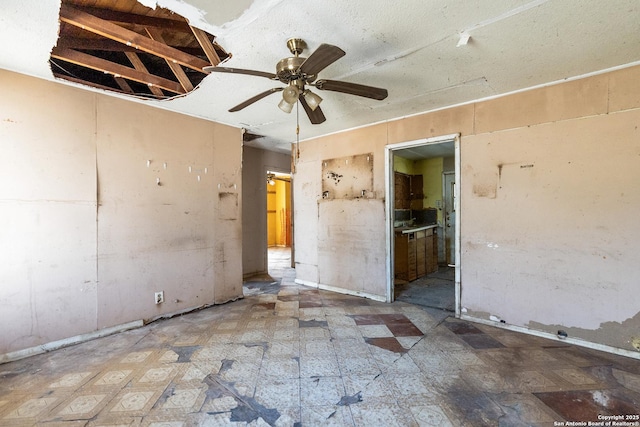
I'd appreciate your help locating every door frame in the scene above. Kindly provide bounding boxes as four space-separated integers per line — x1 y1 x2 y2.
384 133 461 317
265 167 294 270
442 171 456 267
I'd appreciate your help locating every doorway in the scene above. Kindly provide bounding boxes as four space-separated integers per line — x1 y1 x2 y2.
266 171 293 280
385 134 460 316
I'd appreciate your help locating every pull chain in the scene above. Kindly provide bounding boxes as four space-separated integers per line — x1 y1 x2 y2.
296 101 300 160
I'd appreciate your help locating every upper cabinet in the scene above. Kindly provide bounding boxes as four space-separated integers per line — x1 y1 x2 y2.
394 171 423 210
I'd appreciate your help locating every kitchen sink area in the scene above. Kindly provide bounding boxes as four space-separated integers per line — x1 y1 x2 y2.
394 208 439 282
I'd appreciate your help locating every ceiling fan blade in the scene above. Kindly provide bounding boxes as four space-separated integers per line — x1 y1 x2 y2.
203 66 277 80
299 97 326 124
299 44 345 76
229 87 284 112
314 79 388 100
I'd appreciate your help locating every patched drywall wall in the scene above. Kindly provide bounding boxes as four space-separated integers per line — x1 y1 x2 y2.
317 199 386 297
0 71 98 353
321 153 374 200
294 64 640 354
461 108 640 351
0 69 243 357
294 124 387 297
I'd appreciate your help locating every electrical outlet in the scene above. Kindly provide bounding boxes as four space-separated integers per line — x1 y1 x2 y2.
155 291 164 304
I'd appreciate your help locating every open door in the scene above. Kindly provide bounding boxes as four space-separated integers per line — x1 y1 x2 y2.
385 134 461 316
266 171 293 278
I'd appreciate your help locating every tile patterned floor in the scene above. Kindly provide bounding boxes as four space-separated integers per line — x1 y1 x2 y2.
1 268 639 426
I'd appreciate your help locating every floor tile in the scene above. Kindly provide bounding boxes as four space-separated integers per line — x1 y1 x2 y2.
1 258 638 426
534 389 640 421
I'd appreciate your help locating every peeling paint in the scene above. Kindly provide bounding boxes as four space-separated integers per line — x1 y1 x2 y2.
527 311 640 352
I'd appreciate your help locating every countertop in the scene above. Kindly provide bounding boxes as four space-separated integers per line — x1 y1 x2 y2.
394 223 438 234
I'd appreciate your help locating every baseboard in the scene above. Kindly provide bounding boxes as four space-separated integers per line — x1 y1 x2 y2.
0 320 144 365
461 314 640 360
294 279 386 302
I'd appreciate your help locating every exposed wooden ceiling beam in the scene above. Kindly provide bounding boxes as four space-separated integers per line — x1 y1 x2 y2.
53 72 126 94
79 6 192 33
52 47 184 94
190 26 221 67
113 76 134 94
145 27 193 92
56 38 207 56
59 4 210 73
124 51 165 97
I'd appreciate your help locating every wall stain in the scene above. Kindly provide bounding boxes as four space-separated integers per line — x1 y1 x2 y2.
326 171 343 185
528 310 640 352
472 182 497 199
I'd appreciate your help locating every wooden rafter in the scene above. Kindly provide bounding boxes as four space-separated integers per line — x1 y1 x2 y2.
124 51 165 97
52 47 184 94
79 6 192 33
190 26 221 66
59 4 210 72
56 38 208 56
145 27 193 92
53 72 127 94
114 76 134 94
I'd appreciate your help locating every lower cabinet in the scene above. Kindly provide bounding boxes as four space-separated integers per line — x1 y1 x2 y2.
424 228 438 274
395 227 438 281
394 232 417 281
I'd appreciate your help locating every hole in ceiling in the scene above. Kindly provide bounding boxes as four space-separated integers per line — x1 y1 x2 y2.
50 0 231 100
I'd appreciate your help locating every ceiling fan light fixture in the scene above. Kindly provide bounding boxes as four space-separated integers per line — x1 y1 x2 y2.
282 84 300 104
278 98 294 113
303 90 323 111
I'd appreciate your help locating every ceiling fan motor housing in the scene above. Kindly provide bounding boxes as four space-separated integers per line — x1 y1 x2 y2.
276 56 304 83
207 38 387 124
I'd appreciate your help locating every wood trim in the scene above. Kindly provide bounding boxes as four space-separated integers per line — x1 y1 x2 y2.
52 47 184 94
59 4 210 72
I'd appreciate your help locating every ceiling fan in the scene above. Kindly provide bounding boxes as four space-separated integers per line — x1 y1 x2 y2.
203 38 388 124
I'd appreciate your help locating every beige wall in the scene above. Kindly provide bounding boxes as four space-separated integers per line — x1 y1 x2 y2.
294 65 640 352
294 124 388 298
242 146 290 278
0 70 243 357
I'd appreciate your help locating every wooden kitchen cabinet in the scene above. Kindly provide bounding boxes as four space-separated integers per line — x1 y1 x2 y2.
425 227 438 274
394 172 410 209
416 230 426 277
394 231 417 281
395 226 438 282
394 172 423 210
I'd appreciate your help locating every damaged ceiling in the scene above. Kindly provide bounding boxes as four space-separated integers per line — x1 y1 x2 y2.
51 0 229 100
1 0 640 153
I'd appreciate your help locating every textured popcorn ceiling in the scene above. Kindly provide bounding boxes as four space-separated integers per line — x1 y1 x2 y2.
1 0 640 152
